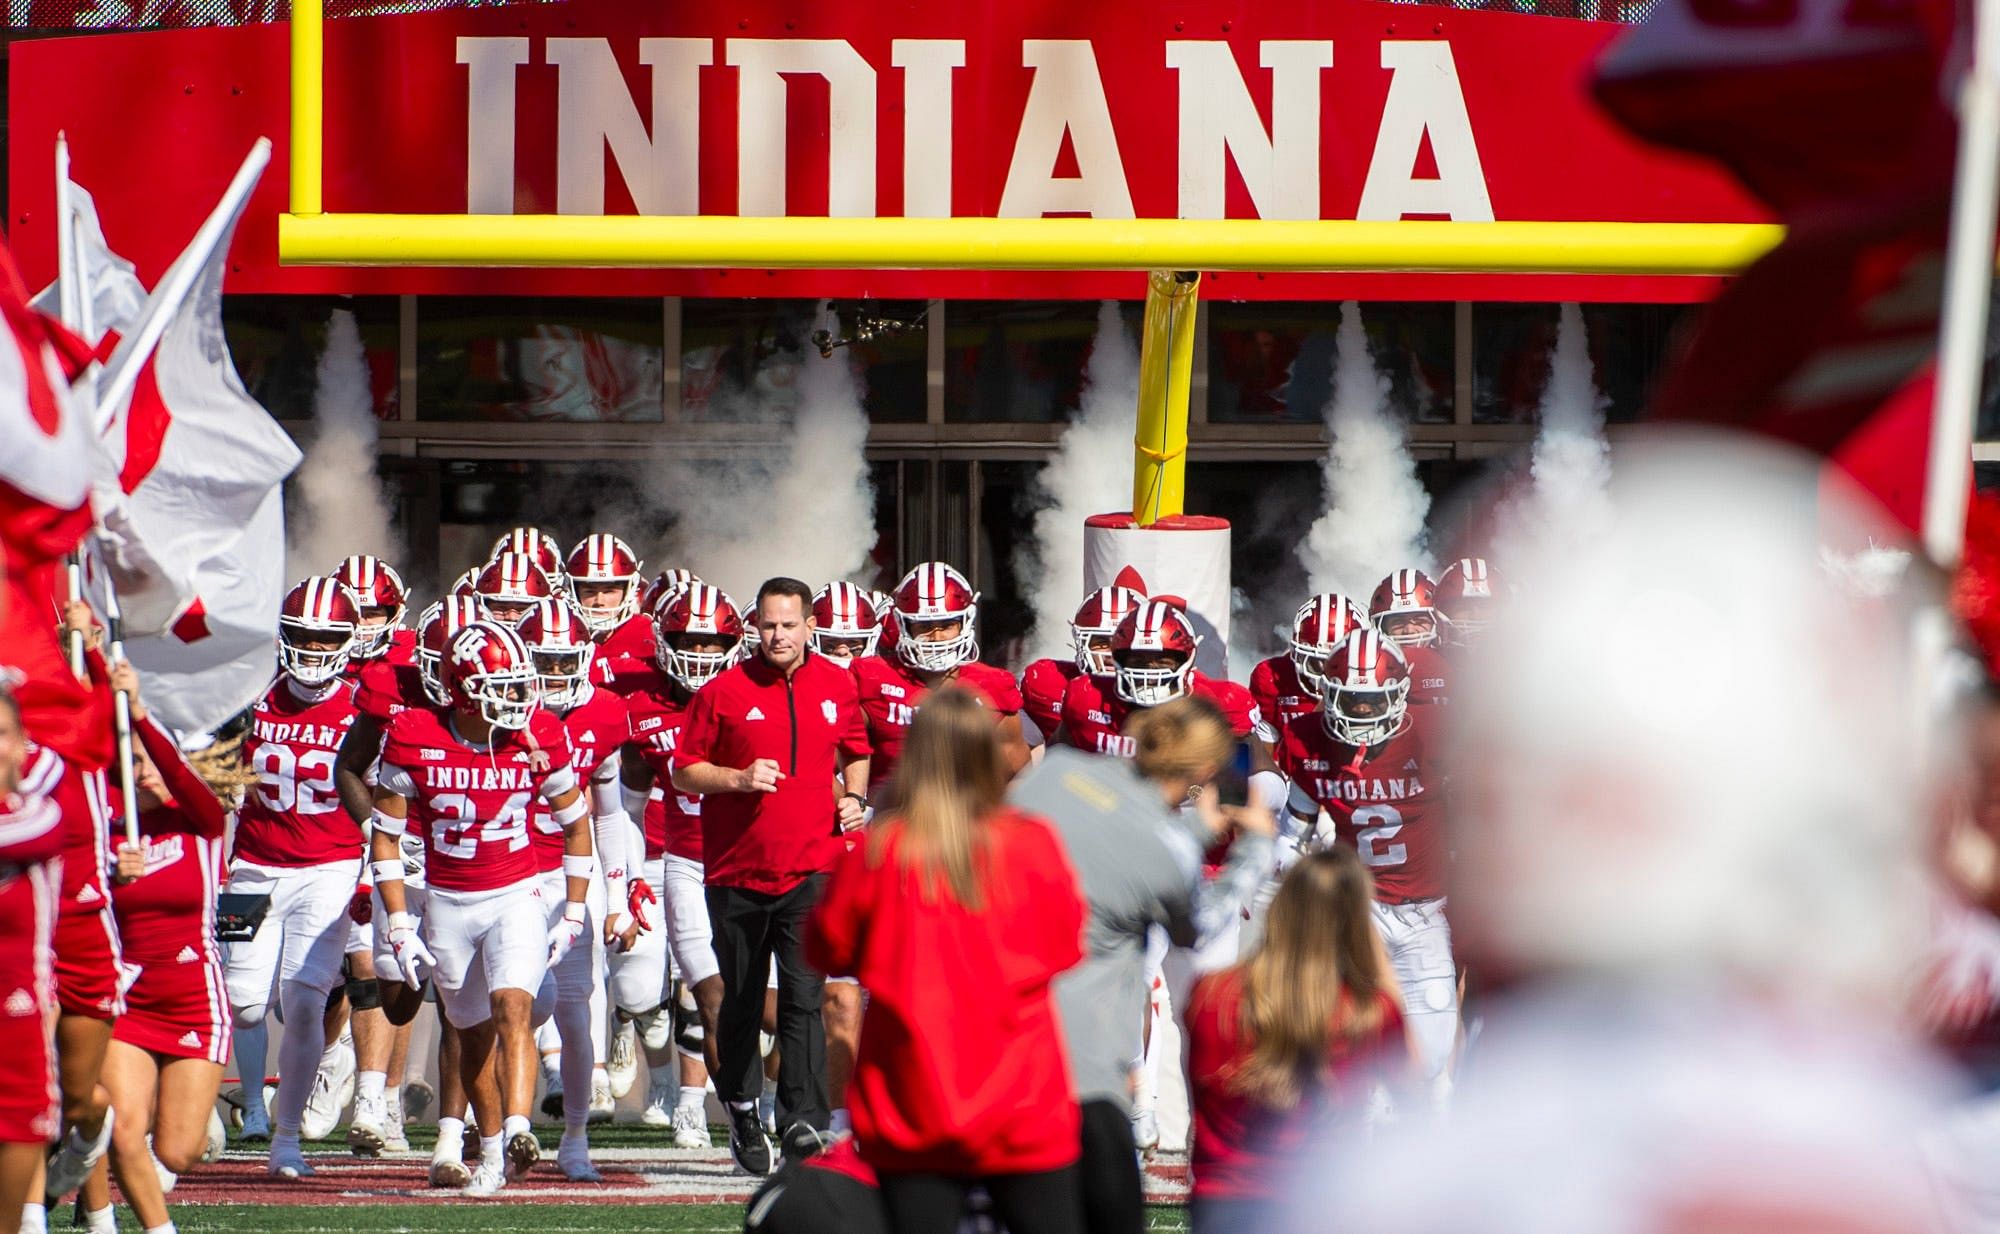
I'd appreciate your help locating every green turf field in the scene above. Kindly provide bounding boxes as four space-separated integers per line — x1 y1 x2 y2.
136 1203 1194 1233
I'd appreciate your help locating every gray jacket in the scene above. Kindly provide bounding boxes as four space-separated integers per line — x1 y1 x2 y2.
1009 746 1273 1108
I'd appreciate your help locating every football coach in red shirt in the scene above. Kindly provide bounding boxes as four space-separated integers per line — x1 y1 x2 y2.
673 577 871 1175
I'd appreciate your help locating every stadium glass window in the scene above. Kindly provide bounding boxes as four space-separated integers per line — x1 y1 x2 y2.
943 300 1145 424
1207 301 1454 426
223 294 399 422
680 299 926 424
414 297 664 422
1472 302 1694 425
433 458 658 582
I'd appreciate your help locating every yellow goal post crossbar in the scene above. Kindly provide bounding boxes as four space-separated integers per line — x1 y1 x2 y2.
279 0 1782 274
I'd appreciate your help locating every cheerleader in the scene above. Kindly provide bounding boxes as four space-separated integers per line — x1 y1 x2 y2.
0 684 67 1234
75 665 227 1234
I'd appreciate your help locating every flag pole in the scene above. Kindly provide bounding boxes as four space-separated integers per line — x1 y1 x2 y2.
1924 0 2000 569
99 579 141 849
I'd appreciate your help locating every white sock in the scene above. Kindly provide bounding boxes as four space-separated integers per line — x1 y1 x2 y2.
830 1108 851 1135
21 1203 45 1234
479 1133 502 1167
356 1070 386 1105
385 1085 403 1117
82 1207 115 1234
677 1085 706 1114
143 1224 176 1234
501 1114 531 1141
436 1117 465 1149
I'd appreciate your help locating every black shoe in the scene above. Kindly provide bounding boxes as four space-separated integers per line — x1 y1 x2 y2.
728 1105 774 1176
779 1122 829 1162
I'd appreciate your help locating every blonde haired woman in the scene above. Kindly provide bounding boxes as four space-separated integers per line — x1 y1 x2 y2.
808 688 1087 1234
1184 847 1415 1234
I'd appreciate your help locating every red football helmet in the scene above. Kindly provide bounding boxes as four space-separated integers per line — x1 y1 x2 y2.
330 555 409 661
443 620 540 730
475 553 559 628
641 568 701 616
653 582 746 691
889 563 979 673
491 527 568 592
1370 568 1441 648
811 582 882 662
450 566 482 602
278 577 362 687
417 596 484 706
1071 585 1145 677
1321 628 1412 746
1110 600 1201 707
1288 593 1368 699
1436 557 1500 648
516 599 596 711
566 533 644 638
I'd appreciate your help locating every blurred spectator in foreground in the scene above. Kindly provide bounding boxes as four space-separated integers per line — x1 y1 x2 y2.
1185 848 1413 1234
1291 433 1961 1233
808 689 1086 1234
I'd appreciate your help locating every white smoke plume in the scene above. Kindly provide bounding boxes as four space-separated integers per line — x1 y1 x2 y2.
642 303 878 604
287 308 396 578
1016 302 1141 663
1298 301 1432 597
1496 302 1612 561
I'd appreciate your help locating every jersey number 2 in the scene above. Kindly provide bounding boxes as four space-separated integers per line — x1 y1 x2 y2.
1352 804 1407 868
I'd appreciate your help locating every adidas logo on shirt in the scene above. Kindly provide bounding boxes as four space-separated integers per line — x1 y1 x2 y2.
579 731 595 743
176 946 199 964
3 989 32 1016
745 707 765 721
178 1031 202 1050
76 885 101 905
1404 760 1419 771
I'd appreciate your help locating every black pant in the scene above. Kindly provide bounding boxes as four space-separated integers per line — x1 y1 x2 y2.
708 876 830 1131
1077 1099 1145 1234
877 1167 1085 1234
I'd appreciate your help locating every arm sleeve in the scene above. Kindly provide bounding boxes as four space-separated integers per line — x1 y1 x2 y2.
538 762 580 802
137 716 226 838
1019 709 1046 750
804 847 867 978
377 762 418 798
590 772 631 907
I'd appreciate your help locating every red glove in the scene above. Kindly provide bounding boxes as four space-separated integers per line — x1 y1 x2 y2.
349 886 374 925
627 879 657 933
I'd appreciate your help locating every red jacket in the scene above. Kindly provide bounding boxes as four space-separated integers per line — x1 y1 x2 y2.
675 651 871 894
808 807 1086 1176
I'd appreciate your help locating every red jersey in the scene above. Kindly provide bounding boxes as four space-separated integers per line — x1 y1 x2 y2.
1277 709 1445 903
807 808 1085 1176
1185 969 1405 1200
673 652 871 895
529 686 630 872
109 717 229 967
355 657 427 724
235 680 362 868
597 615 654 665
1406 644 1450 706
28 743 109 921
605 662 701 863
851 656 1023 794
379 707 578 893
1018 658 1079 744
1249 655 1316 739
1056 671 1261 759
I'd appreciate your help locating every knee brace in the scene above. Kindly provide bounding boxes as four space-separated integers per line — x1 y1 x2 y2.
635 1004 673 1053
345 977 382 1011
673 983 705 1060
231 1001 269 1031
324 984 346 1017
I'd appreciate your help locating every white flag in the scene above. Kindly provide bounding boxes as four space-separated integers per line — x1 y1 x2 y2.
64 141 299 734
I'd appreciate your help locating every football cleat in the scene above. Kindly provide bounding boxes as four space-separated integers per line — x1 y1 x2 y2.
606 1026 638 1099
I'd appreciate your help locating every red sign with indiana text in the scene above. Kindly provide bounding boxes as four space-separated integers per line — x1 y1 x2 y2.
9 0 1765 301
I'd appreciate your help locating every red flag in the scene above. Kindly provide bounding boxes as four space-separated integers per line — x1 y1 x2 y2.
0 242 111 769
1594 0 1962 453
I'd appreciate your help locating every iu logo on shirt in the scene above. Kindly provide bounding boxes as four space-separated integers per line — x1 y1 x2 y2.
821 700 838 724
